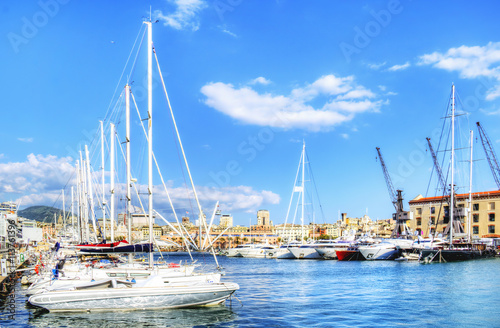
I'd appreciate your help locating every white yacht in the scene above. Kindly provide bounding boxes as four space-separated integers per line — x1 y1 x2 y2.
28 275 239 312
358 242 401 260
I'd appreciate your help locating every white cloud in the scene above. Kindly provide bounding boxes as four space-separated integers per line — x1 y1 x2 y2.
3 154 278 216
387 62 410 71
368 62 386 70
419 42 500 100
249 77 271 85
18 137 33 143
154 0 207 31
222 29 237 38
341 133 349 139
0 154 75 206
201 75 385 132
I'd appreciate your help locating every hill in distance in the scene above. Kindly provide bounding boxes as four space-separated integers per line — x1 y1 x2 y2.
18 206 65 223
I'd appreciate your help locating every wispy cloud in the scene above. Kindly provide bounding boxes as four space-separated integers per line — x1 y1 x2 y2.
249 77 271 85
154 0 207 31
367 62 386 70
419 42 500 100
387 62 410 71
201 74 385 132
341 133 349 139
222 28 237 38
18 137 33 143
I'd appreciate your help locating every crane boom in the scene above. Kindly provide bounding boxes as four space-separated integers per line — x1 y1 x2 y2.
376 147 397 210
476 122 500 189
426 137 449 194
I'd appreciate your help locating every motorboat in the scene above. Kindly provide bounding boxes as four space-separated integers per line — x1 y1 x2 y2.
358 242 401 260
28 275 239 312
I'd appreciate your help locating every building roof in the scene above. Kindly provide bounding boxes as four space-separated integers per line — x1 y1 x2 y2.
409 190 500 204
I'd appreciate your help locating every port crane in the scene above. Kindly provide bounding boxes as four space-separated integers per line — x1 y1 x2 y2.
425 135 466 238
375 147 411 238
476 121 500 189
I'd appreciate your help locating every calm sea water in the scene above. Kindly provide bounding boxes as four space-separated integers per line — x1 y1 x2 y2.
1 253 500 327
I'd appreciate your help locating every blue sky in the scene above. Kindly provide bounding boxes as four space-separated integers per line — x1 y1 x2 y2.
1 0 500 226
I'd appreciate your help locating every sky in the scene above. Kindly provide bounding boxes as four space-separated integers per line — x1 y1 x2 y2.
1 0 500 227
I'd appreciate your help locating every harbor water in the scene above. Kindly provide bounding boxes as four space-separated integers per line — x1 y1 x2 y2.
1 253 500 327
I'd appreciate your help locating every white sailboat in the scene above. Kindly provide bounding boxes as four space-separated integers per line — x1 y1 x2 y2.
28 19 238 312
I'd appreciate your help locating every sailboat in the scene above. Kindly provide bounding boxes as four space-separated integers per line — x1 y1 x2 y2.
420 85 496 263
278 142 331 260
28 19 238 312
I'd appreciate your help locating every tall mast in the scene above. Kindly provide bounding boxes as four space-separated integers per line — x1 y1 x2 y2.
450 84 455 246
71 186 74 241
126 84 132 249
301 141 305 244
62 189 65 236
146 20 154 267
85 145 97 241
100 121 107 241
76 160 82 243
110 123 116 243
468 129 473 243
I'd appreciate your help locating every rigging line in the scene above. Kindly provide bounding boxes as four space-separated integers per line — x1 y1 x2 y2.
305 152 326 223
153 47 220 267
102 24 146 125
129 91 193 254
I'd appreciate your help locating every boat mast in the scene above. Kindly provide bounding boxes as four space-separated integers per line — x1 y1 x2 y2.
126 84 132 259
85 145 98 241
100 121 107 241
146 19 154 267
71 186 74 241
62 189 65 237
450 84 455 247
468 129 473 243
301 141 305 244
110 123 115 243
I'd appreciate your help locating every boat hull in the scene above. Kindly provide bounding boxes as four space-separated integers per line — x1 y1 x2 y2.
336 250 365 261
420 249 495 262
288 247 322 259
359 246 400 260
28 282 239 312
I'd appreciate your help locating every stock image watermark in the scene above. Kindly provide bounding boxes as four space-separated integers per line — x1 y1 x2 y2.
7 0 70 54
1 217 19 321
339 0 408 63
213 0 244 22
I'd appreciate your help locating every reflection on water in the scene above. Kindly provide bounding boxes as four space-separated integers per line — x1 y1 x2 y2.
1 253 500 327
27 305 237 328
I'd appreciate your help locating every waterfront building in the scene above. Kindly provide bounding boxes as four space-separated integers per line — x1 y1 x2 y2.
219 214 233 228
408 190 500 238
257 210 272 226
274 223 310 242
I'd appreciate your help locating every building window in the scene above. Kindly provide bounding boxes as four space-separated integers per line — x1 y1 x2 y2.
473 214 479 223
489 202 495 210
416 208 422 215
431 207 435 214
473 226 479 235
473 203 479 211
416 219 421 226
488 225 495 234
430 217 435 225
489 213 495 222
